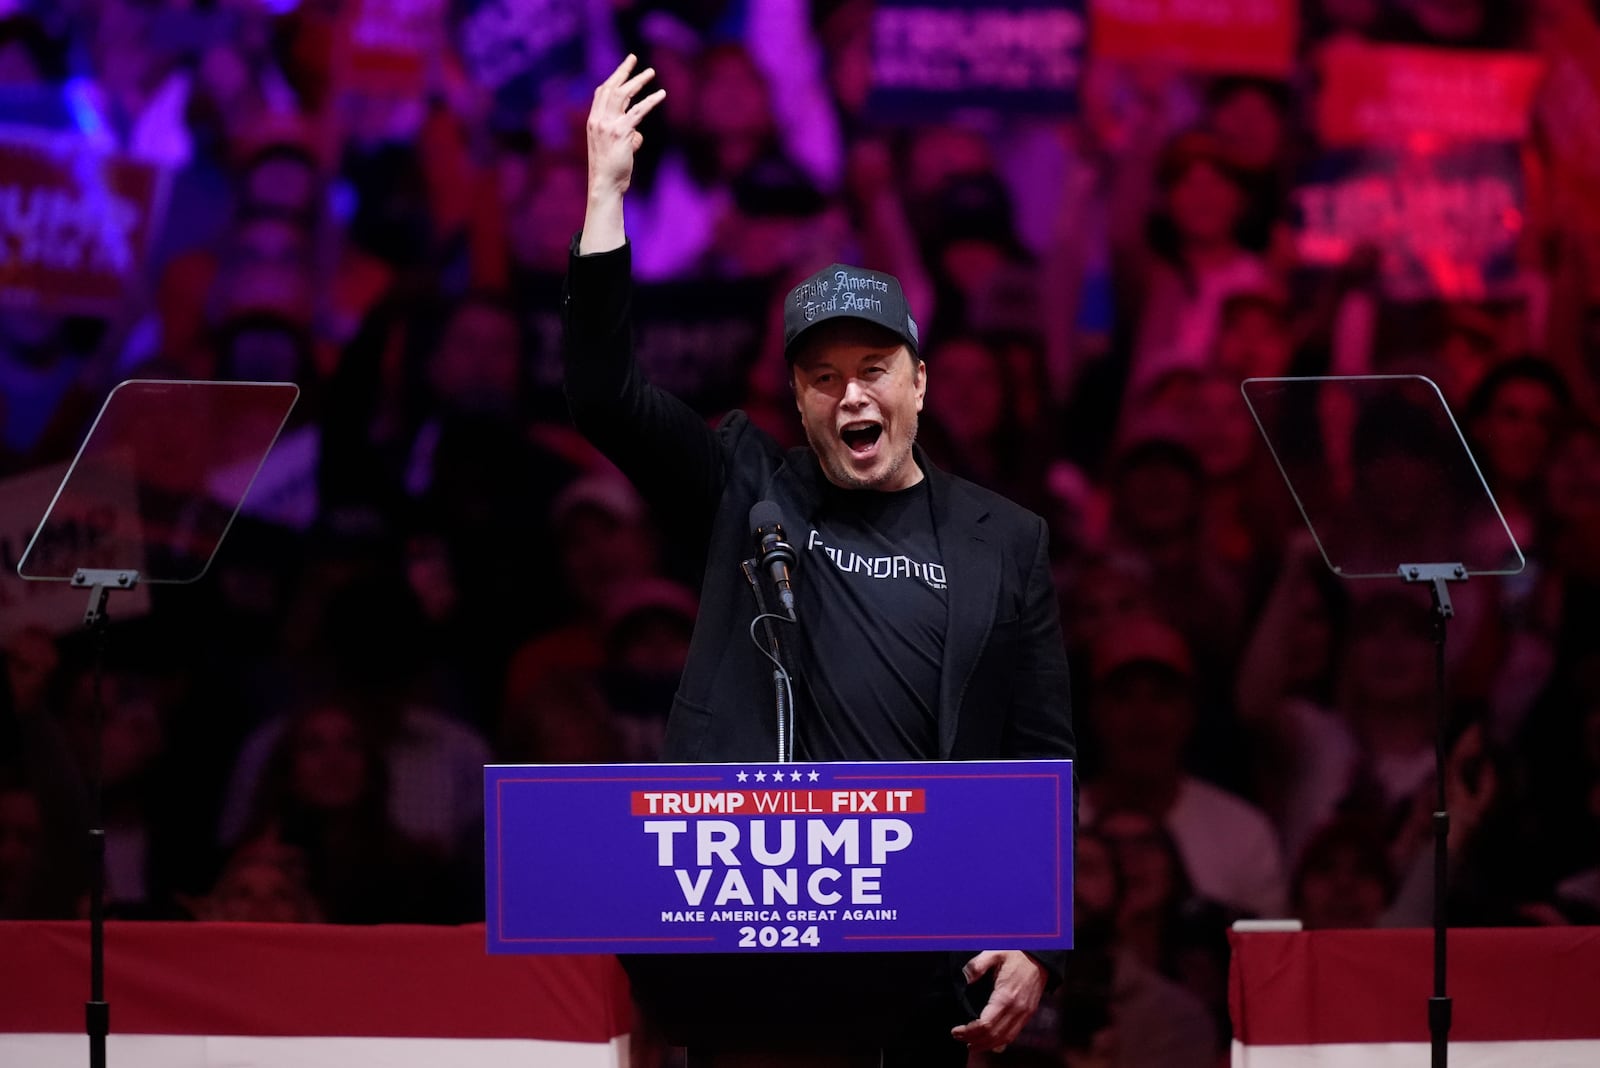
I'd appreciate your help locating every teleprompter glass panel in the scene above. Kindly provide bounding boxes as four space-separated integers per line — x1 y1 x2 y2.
17 380 299 584
1240 375 1522 579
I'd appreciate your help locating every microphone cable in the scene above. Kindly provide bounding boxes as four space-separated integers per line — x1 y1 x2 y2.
747 609 798 762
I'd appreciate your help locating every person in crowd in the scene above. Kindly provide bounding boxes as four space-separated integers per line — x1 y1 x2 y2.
1126 130 1275 401
1550 687 1600 920
408 291 528 474
181 836 324 924
1235 533 1348 816
1203 77 1296 257
1061 551 1158 662
495 149 600 415
57 661 213 918
1124 367 1288 593
1080 615 1288 919
983 827 1218 1068
221 562 492 859
500 472 667 726
919 332 1052 516
704 153 845 283
919 171 1035 339
497 666 622 766
1516 650 1600 920
1213 290 1295 380
1429 303 1505 405
1241 583 1455 864
1456 358 1573 741
626 42 786 280
597 578 699 763
1544 419 1600 584
1091 809 1233 1057
0 774 79 920
1463 356 1571 548
1290 818 1397 929
236 698 457 924
813 0 875 129
1101 435 1250 706
0 306 109 472
156 125 334 370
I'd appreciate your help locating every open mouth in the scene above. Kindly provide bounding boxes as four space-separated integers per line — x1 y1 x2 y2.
840 422 883 455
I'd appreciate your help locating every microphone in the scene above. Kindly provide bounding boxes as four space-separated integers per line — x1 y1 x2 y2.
749 500 797 620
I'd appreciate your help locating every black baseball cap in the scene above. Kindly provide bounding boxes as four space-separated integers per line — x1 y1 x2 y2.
782 263 920 362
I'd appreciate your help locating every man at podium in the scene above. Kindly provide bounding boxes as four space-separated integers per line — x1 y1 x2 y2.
562 56 1076 1066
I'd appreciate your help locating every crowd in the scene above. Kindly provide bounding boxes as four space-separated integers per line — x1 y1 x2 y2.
3 2 1600 1066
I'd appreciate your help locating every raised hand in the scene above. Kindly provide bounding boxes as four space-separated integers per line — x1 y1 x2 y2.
579 55 666 254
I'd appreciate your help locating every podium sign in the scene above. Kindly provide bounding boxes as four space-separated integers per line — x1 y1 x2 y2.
486 759 1074 954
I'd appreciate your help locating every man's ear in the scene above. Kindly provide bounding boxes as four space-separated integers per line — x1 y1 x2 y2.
914 358 926 411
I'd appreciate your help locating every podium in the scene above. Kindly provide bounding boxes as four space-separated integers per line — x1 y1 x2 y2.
483 758 1074 1050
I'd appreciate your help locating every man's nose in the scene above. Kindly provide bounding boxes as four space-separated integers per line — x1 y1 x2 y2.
841 378 869 407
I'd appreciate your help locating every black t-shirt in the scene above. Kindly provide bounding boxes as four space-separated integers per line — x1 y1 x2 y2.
791 478 948 761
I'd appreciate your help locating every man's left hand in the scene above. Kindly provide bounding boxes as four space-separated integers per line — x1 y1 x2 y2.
950 950 1047 1053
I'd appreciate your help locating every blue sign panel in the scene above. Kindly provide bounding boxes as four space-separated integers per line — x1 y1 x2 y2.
486 760 1074 954
868 0 1086 121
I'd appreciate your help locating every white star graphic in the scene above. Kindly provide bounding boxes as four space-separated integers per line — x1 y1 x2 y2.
790 770 802 782
772 769 786 781
754 770 767 782
808 770 820 782
736 771 748 782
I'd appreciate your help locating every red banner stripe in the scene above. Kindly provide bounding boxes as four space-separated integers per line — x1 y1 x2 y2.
0 922 631 1042
1229 928 1600 1045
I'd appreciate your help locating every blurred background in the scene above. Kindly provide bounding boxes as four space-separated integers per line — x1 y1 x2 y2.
2 1 1599 1065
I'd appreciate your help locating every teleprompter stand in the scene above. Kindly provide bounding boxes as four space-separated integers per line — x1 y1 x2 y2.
1399 562 1463 1068
1243 375 1525 1068
70 568 140 1068
15 380 300 1068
